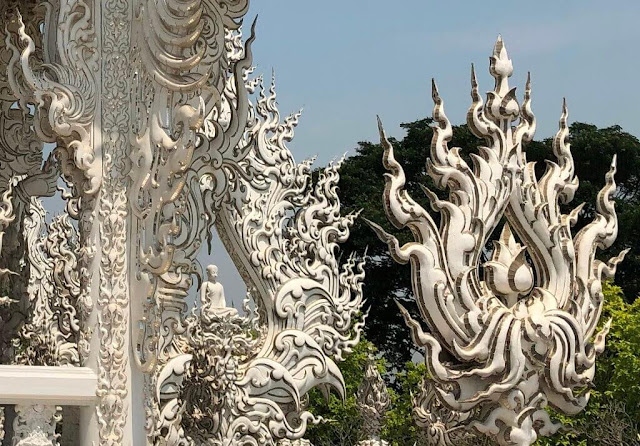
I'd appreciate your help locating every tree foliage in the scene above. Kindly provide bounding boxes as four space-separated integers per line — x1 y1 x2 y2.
381 361 425 445
535 282 640 445
306 338 386 446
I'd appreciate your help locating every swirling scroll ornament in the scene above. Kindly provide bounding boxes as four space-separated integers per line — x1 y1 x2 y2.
128 2 253 441
368 37 625 446
0 2 43 195
0 183 16 308
5 0 97 368
95 0 131 444
139 16 366 442
17 200 81 367
6 2 99 195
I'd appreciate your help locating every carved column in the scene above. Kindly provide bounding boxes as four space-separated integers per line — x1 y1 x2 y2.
92 1 135 444
4 0 136 442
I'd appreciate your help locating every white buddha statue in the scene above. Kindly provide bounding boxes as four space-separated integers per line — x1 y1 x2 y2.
200 264 238 318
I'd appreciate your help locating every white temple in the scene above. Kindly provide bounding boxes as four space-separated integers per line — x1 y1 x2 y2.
0 2 623 446
0 1 365 444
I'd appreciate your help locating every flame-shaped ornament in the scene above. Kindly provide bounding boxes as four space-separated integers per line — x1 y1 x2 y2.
367 37 627 446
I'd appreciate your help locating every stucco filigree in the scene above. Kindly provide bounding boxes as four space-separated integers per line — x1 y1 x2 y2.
3 3 363 444
0 3 42 195
6 2 99 195
139 18 365 444
17 199 81 367
95 1 132 443
357 356 390 446
368 37 625 445
13 404 60 446
3 0 97 370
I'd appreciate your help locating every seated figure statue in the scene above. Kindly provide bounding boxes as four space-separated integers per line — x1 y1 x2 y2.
200 264 238 318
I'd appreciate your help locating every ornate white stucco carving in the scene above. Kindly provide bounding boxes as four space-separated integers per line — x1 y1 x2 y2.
0 3 43 198
5 1 97 372
7 4 99 195
144 34 366 445
17 198 81 367
357 356 390 446
0 2 629 446
0 1 366 445
0 183 16 283
278 440 313 446
13 404 60 446
368 37 625 446
111 1 366 441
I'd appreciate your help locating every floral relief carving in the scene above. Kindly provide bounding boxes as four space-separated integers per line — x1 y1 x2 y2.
126 3 366 441
96 0 131 444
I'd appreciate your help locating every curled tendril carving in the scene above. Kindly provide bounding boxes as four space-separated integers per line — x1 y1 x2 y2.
128 7 366 443
367 37 626 446
6 3 99 195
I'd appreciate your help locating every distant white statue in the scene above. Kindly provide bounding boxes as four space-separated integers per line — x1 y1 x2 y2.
200 265 238 318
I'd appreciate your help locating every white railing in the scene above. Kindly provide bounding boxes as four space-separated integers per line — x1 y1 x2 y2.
0 366 97 445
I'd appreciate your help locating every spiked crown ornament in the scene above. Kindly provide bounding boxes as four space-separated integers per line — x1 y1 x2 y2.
368 37 626 446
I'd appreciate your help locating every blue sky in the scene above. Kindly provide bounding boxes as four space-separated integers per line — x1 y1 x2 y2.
247 0 640 164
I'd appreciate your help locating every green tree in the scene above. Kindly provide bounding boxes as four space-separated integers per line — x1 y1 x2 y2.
381 361 425 446
306 338 387 446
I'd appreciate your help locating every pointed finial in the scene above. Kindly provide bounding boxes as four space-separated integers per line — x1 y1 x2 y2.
559 98 569 131
247 15 258 42
470 64 481 103
431 78 441 103
493 34 507 60
490 35 513 95
377 115 386 140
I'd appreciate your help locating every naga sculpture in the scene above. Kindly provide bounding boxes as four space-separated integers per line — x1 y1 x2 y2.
367 37 625 445
1 1 365 445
